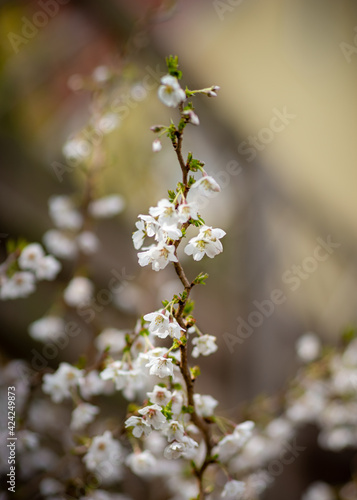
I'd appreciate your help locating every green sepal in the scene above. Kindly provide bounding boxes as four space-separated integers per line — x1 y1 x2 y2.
166 55 182 79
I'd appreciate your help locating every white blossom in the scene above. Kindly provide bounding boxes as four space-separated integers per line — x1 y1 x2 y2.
63 276 94 307
190 175 221 198
194 394 218 417
192 334 218 358
100 361 140 391
1 272 36 299
89 195 125 218
156 224 182 242
265 418 294 441
183 109 200 126
18 243 45 270
164 436 198 460
81 491 132 500
77 231 100 254
97 113 120 134
49 195 83 230
83 431 122 474
138 404 166 430
62 138 91 163
152 139 162 152
221 480 246 499
302 482 335 500
138 243 178 271
149 199 179 227
171 390 184 417
70 403 99 430
318 427 356 451
177 202 199 223
79 370 113 399
145 356 174 378
126 450 157 477
43 230 77 259
42 363 84 403
144 310 170 335
92 65 110 83
17 430 39 452
28 316 65 342
36 255 61 280
296 333 321 363
132 215 160 250
125 416 152 438
95 329 127 353
144 310 184 339
163 420 185 442
147 385 172 406
215 421 255 462
184 226 225 261
158 75 186 108
39 478 64 496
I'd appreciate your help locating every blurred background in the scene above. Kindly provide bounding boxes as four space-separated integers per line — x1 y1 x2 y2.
0 0 357 498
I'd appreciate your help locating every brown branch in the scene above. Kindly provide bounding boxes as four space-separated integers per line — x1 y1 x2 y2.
170 115 215 499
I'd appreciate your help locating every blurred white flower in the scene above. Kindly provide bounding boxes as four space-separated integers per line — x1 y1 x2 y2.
89 195 125 218
152 139 162 152
147 385 172 406
83 431 122 475
95 329 127 353
28 316 65 342
49 195 83 230
1 272 35 299
296 332 321 362
43 230 77 259
42 363 84 403
302 482 335 500
36 255 61 280
194 393 218 417
221 480 246 499
18 243 44 271
64 276 94 307
62 138 91 163
126 450 157 477
192 334 218 358
77 231 100 255
70 403 99 430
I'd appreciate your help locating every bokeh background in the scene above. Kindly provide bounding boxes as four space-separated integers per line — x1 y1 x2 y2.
1 0 357 498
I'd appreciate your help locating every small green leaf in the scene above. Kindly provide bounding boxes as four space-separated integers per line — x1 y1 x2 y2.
76 355 87 370
342 325 357 344
190 366 201 379
168 190 175 203
193 272 209 286
166 55 182 79
183 299 195 315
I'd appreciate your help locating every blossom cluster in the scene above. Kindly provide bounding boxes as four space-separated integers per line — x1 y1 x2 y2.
0 242 61 299
1 56 355 500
